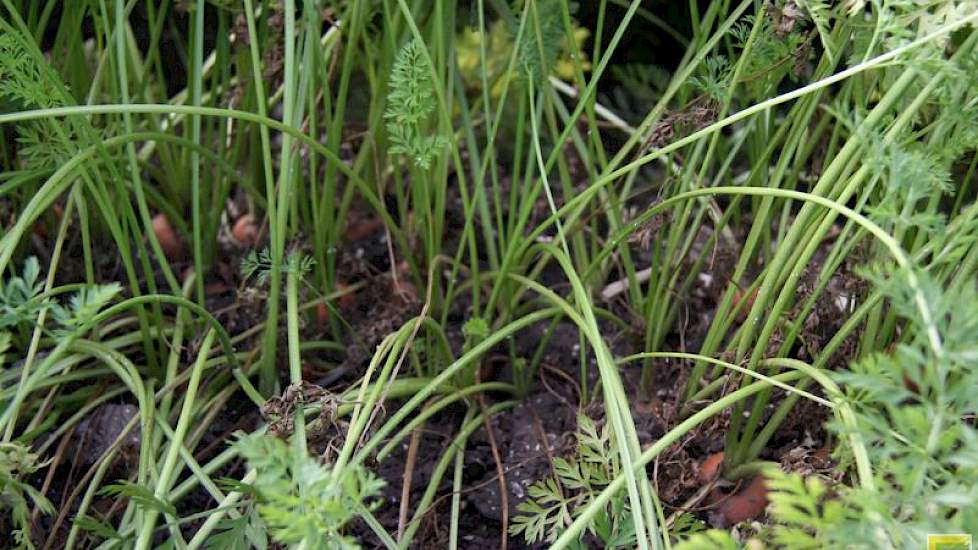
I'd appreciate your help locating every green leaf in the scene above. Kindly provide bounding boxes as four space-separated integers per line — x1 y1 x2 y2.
796 0 836 61
73 515 124 541
0 332 10 369
673 529 742 550
385 39 447 170
101 482 177 517
606 511 637 548
511 0 565 84
0 440 54 544
463 317 490 341
234 432 384 547
50 283 122 332
0 257 48 328
207 509 268 550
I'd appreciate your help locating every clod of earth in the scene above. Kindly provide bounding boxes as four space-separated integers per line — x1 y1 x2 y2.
75 403 142 474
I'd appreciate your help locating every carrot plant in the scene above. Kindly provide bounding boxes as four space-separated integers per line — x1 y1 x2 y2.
1 0 977 547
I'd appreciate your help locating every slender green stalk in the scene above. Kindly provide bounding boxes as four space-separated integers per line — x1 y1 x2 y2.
135 330 215 549
286 261 307 451
189 0 206 305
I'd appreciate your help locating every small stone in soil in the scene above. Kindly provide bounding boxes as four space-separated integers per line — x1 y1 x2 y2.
75 403 142 472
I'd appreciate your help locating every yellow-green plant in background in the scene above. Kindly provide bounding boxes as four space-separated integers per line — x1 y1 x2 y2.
456 17 591 96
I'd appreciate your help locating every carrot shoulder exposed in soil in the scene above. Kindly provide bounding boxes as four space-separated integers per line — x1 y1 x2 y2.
732 287 759 322
316 302 331 327
232 214 259 247
343 216 384 241
316 282 358 327
715 475 769 526
152 213 183 260
336 281 357 308
699 451 725 483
